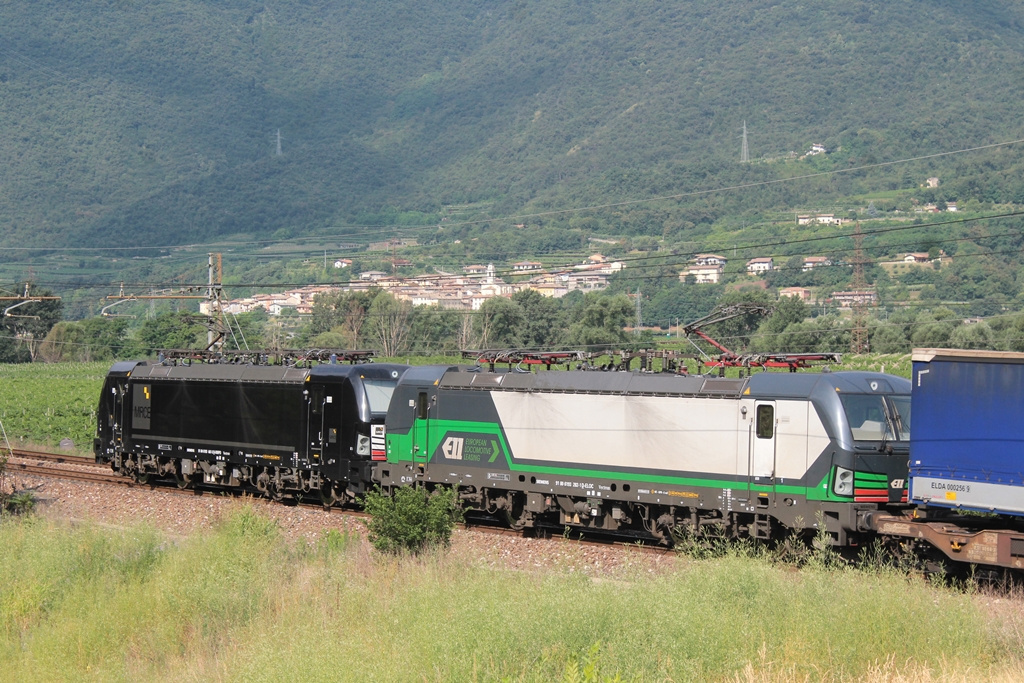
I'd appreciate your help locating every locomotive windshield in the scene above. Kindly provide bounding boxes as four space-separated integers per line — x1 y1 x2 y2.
363 379 399 413
840 394 910 442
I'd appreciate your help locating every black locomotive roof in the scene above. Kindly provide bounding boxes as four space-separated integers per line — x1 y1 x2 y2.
746 370 910 397
308 363 409 382
106 360 145 377
429 367 909 398
127 362 309 383
111 361 410 385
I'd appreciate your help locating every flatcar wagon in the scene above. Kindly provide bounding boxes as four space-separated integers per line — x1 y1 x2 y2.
94 360 408 504
380 366 912 545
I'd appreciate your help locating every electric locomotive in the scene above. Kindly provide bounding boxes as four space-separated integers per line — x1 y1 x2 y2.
380 366 911 545
94 360 409 504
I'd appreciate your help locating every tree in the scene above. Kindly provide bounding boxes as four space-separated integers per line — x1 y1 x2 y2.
510 289 568 348
869 321 910 354
407 305 462 355
646 282 721 329
474 296 526 349
134 312 206 354
750 295 807 352
38 317 133 362
775 316 851 353
909 312 956 348
1004 314 1024 352
0 334 30 363
0 285 63 361
367 292 411 357
218 310 266 351
308 290 375 345
566 293 632 348
949 321 995 350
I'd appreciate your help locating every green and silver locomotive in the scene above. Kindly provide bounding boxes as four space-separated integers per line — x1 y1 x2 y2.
380 366 911 545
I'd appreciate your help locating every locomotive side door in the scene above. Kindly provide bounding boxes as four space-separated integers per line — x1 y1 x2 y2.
111 380 130 456
749 400 777 484
304 385 327 469
411 390 431 467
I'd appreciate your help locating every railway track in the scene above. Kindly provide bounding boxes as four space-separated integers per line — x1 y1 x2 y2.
5 448 132 487
7 462 135 487
5 448 669 554
7 448 107 468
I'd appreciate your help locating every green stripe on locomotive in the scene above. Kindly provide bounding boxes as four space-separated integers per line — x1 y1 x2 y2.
385 415 852 502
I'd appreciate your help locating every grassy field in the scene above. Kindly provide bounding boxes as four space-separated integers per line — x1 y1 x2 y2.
0 361 110 453
0 506 1021 682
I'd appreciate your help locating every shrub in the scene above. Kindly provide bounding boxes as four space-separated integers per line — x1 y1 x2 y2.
362 485 462 554
4 491 36 516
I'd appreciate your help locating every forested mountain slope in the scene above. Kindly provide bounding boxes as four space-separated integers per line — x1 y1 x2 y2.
2 0 1024 251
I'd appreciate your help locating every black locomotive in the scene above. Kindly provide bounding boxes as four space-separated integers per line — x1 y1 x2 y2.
94 360 408 505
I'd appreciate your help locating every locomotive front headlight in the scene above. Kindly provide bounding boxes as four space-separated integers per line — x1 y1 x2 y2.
357 434 371 456
833 466 854 496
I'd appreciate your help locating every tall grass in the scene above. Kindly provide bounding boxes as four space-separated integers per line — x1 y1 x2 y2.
2 506 1022 681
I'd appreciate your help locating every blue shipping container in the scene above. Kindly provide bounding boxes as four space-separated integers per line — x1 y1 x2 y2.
910 348 1024 516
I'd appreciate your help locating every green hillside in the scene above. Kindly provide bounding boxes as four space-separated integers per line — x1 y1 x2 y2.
3 0 1024 255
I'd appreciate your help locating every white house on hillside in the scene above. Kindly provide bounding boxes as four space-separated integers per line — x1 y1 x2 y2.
680 265 724 284
746 257 774 275
802 256 832 272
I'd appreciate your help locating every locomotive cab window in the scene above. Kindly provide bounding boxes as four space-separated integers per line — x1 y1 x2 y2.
889 396 911 441
416 392 429 420
841 394 909 442
309 387 325 415
364 379 399 414
755 404 774 439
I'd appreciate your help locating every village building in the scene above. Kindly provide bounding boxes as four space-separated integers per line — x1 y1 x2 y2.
904 253 931 264
693 254 727 267
778 287 812 301
802 256 832 272
746 257 774 275
566 272 611 292
798 213 842 226
828 290 878 307
679 265 724 284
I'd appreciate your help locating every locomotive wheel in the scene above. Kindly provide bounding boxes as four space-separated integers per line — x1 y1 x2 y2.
174 471 192 489
134 471 150 485
319 485 338 509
